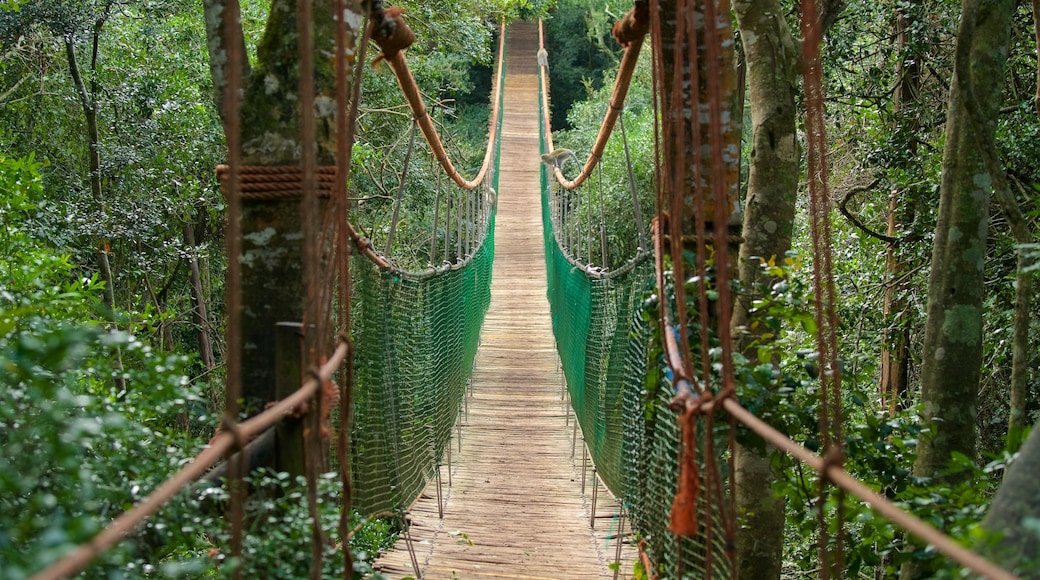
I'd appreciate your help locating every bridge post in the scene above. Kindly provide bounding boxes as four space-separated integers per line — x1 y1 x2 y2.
274 322 306 478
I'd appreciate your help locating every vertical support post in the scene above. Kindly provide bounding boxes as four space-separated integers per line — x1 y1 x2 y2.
400 512 421 579
447 431 453 487
590 468 599 528
429 184 441 263
455 190 463 260
275 322 306 478
457 408 463 452
571 418 578 458
613 509 626 580
587 185 593 263
581 441 588 494
444 195 452 262
435 462 444 518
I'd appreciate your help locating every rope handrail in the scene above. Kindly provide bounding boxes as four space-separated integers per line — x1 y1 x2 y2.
539 15 646 190
28 339 351 580
655 316 1019 579
380 18 506 191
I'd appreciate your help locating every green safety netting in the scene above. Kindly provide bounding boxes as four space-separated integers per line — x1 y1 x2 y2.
620 313 735 577
539 65 733 577
348 34 505 515
350 228 494 514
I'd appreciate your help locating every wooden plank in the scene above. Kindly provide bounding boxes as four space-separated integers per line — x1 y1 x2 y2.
373 21 636 580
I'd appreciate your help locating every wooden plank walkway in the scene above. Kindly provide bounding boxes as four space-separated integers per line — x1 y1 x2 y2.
374 21 634 580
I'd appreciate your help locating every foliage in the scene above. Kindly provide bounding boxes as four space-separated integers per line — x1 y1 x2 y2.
0 155 210 577
542 0 623 131
0 0 227 380
172 471 395 579
0 155 395 578
731 253 1020 577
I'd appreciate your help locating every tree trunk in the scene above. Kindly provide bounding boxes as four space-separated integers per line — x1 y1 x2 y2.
64 32 126 394
1005 249 1032 452
185 221 216 372
64 36 114 310
914 0 1012 478
979 424 1040 576
202 0 251 123
1005 6 1040 449
879 0 922 417
731 1 801 577
904 0 1014 575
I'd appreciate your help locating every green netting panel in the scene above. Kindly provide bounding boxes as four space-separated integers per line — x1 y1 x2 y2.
350 213 494 515
349 30 505 515
538 76 654 498
621 312 734 577
540 52 733 577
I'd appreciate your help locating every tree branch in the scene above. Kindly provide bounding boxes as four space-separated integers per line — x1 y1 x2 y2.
836 178 903 244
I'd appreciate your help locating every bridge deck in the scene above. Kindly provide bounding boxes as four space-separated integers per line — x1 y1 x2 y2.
374 21 633 580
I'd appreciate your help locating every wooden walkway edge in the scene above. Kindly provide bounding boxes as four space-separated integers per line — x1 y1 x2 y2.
373 21 634 580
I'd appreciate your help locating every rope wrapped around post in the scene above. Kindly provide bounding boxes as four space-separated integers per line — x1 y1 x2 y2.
539 6 647 190
372 7 504 191
215 165 392 270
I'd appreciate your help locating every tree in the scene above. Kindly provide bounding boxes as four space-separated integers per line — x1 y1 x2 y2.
914 0 1013 479
905 0 1014 574
980 424 1040 575
0 0 140 390
730 1 801 577
879 0 924 418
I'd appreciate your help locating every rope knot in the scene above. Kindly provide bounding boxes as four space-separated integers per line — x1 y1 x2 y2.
370 5 414 68
612 0 650 48
218 415 247 453
668 399 700 537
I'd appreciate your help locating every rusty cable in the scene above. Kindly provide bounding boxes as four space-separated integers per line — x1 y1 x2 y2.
334 3 367 576
218 0 246 572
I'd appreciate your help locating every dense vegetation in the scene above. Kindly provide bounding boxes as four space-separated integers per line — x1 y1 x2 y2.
1 0 1039 577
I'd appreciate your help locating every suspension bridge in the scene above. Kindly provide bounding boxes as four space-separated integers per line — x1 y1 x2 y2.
374 22 632 578
28 3 1024 579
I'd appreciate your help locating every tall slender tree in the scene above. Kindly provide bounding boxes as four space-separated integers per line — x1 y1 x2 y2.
905 0 1014 575
879 0 924 417
731 1 800 577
